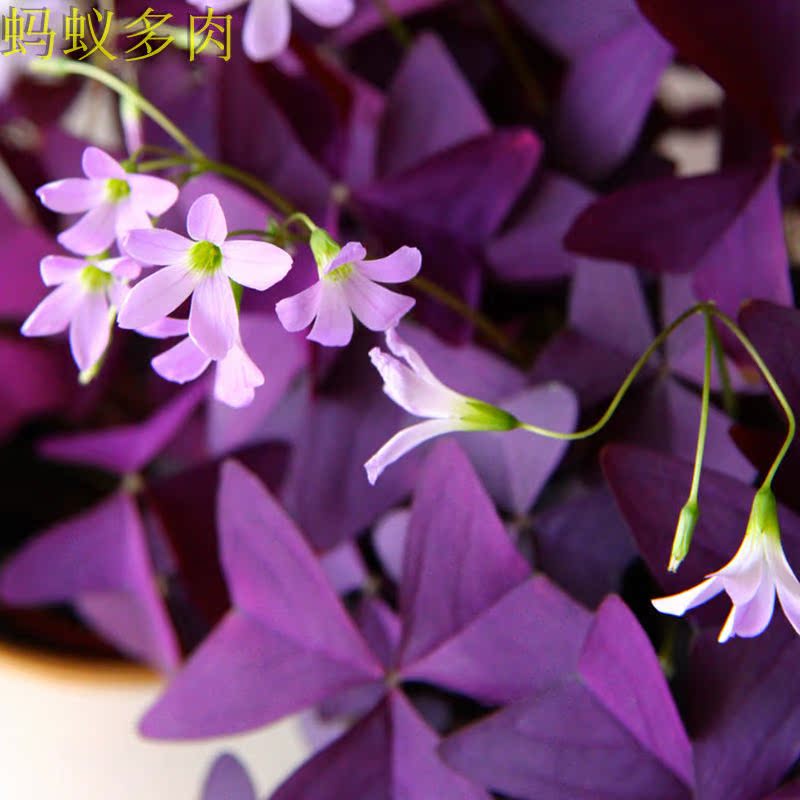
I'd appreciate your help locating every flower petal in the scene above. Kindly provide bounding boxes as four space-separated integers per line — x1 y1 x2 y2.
138 317 190 339
292 0 354 27
243 0 291 61
69 291 111 371
152 337 212 383
720 578 775 642
58 203 118 255
715 531 764 605
40 256 86 287
127 174 179 216
114 200 152 243
275 281 322 332
651 577 724 617
357 246 422 283
189 270 238 359
364 418 466 484
343 271 415 332
118 263 197 331
21 280 84 336
221 240 292 290
766 535 800 636
82 147 125 179
326 241 367 274
214 343 264 408
36 179 106 214
308 282 353 346
122 228 192 267
187 194 228 244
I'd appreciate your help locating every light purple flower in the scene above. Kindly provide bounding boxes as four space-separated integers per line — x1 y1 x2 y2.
276 241 421 347
21 252 140 372
185 0 354 62
118 194 293 359
364 327 518 484
36 147 179 255
653 487 800 642
147 318 265 409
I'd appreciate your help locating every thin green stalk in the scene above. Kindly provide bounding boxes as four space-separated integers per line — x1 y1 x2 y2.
709 308 796 489
709 317 738 418
520 303 708 441
687 311 713 505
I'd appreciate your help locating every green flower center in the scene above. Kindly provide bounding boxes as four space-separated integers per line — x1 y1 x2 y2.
106 178 131 203
80 264 113 292
325 262 354 283
189 240 223 275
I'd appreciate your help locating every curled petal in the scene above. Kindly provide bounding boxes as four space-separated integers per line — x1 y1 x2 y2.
69 292 111 371
651 577 723 617
118 263 197 331
40 256 86 287
36 179 105 214
243 0 290 61
325 242 367 274
357 246 422 283
275 282 322 332
152 336 212 383
82 147 125 179
189 271 238 359
718 578 775 643
122 229 192 267
766 537 800 636
293 0 354 27
127 174 179 216
58 203 117 255
343 271 414 332
221 240 292 290
308 283 353 346
22 280 84 336
365 418 466 484
187 194 228 244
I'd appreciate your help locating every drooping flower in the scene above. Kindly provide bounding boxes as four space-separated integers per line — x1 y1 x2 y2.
652 487 800 642
364 327 519 484
144 317 264 409
36 147 179 255
185 0 354 62
21 251 140 373
118 194 293 359
276 232 421 347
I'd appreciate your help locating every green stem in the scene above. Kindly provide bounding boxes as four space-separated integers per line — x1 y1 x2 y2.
520 303 708 440
709 317 738 418
32 58 204 160
372 0 413 47
709 308 796 489
227 228 272 239
687 310 713 504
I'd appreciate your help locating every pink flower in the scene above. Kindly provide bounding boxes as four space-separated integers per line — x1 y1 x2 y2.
21 252 140 372
276 240 421 347
37 147 179 255
185 0 354 61
143 317 264 408
118 194 293 359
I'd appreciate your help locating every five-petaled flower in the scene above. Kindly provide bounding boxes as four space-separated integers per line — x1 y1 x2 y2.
364 326 519 484
276 233 421 347
118 193 293 359
37 147 179 255
21 251 141 373
653 487 800 642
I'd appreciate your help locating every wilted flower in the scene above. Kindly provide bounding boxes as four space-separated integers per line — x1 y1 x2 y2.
21 251 140 372
118 193 293 359
364 327 519 484
653 487 800 642
276 232 421 347
37 147 179 255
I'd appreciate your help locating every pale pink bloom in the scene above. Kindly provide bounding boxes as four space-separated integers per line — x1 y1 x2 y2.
184 0 354 61
21 252 140 372
144 318 264 408
364 327 517 484
118 193 293 359
37 147 179 255
653 489 800 642
276 242 421 347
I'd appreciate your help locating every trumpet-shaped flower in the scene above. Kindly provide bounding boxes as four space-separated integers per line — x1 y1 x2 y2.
364 327 518 483
37 147 179 255
276 236 421 347
118 194 293 359
653 487 800 642
186 0 354 62
21 252 140 372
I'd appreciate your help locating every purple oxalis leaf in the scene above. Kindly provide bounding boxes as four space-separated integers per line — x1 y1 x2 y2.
440 596 694 800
